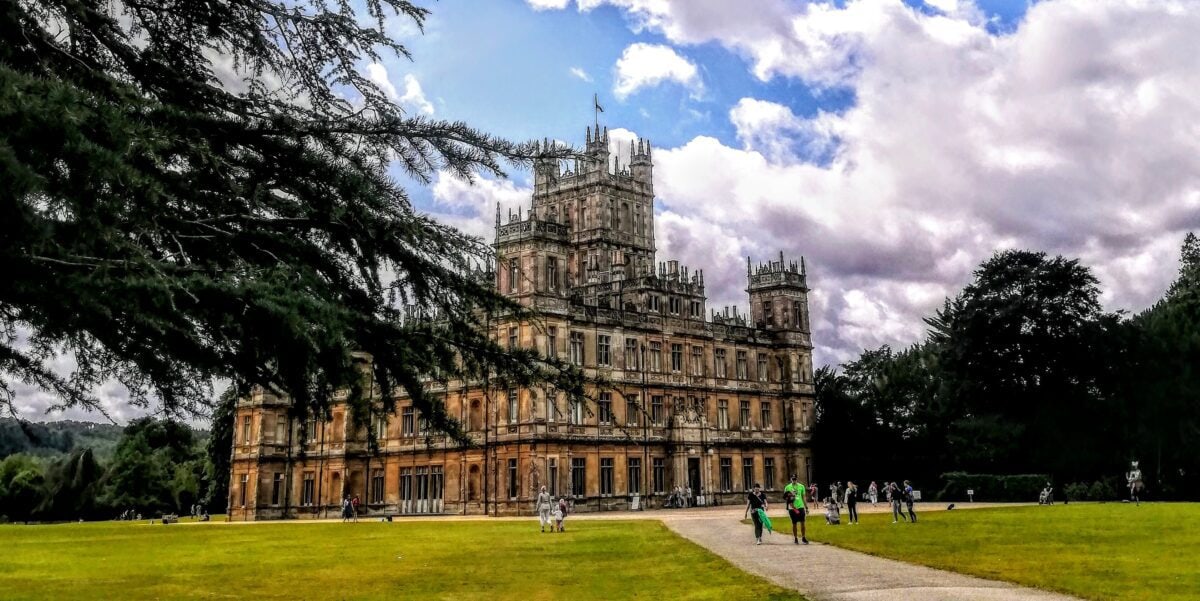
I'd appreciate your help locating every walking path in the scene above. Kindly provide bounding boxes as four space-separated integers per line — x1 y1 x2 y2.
657 505 1080 601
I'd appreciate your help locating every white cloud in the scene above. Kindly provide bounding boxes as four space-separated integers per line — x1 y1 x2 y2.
366 62 399 100
612 42 702 99
399 73 435 115
527 0 570 10
569 66 593 82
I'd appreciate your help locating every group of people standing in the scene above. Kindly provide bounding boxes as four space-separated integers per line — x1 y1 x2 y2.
744 477 919 544
341 494 360 523
534 486 570 532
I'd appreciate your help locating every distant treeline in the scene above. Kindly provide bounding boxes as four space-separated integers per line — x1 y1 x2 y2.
813 234 1200 502
0 418 126 460
0 392 234 523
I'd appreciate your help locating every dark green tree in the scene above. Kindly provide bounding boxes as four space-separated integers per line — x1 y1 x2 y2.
1 0 581 436
934 251 1117 476
202 385 238 512
1123 233 1200 497
36 447 104 520
0 454 44 523
100 418 202 515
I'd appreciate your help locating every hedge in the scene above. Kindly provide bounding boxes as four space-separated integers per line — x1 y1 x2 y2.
935 472 1050 502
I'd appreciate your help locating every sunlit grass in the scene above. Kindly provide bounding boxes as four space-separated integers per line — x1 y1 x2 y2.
0 518 801 601
770 503 1198 601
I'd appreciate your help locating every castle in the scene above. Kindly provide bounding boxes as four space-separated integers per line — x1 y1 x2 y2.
227 122 816 519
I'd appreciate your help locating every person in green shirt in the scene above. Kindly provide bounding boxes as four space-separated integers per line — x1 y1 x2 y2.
783 474 809 545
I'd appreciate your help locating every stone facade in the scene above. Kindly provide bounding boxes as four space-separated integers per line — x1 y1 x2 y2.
228 123 816 520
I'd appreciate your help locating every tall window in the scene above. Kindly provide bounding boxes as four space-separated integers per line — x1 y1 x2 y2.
597 335 611 366
691 343 705 374
548 459 558 497
714 349 727 379
764 458 776 490
374 415 388 440
720 458 732 492
571 458 586 497
652 458 666 493
371 469 385 504
757 353 769 382
546 257 558 291
624 338 639 370
626 395 639 426
740 400 751 429
241 416 251 444
508 327 517 349
795 301 805 330
569 332 584 365
569 399 584 425
301 472 315 505
274 416 286 444
239 474 249 507
690 300 702 317
760 401 772 430
742 458 755 491
508 258 518 293
598 393 612 425
717 399 729 429
647 295 660 312
627 458 642 495
650 395 664 426
736 350 748 380
600 458 614 496
668 296 681 314
402 407 415 436
649 342 662 372
507 389 518 424
507 459 518 499
271 473 283 505
762 300 773 325
670 343 683 372
547 327 558 358
305 416 318 442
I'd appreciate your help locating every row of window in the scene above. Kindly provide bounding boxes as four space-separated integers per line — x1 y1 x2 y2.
236 453 784 509
239 393 802 446
522 456 782 499
540 328 789 381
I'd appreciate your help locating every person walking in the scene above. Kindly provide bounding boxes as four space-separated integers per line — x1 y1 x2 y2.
535 486 553 533
351 495 360 523
783 474 809 545
341 495 353 522
845 481 859 524
904 480 917 523
868 481 878 506
890 483 906 523
744 482 770 545
555 497 569 532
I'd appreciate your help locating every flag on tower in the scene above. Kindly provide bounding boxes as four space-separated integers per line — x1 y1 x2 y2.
594 93 604 113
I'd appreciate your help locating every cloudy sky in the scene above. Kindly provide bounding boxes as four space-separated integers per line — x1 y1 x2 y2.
19 0 1200 422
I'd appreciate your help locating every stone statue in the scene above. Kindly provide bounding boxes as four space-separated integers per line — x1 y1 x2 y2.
1126 460 1143 505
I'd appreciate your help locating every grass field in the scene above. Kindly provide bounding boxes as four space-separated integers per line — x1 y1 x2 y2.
770 503 1199 601
0 518 800 601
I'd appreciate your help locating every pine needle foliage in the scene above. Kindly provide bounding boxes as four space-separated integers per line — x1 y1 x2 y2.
0 0 582 441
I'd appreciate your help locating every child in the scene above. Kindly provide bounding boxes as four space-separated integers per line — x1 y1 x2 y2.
554 497 568 532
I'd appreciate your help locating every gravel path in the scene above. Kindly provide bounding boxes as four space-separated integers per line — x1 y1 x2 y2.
658 507 1081 601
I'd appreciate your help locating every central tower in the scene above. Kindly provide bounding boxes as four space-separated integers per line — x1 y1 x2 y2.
529 126 655 287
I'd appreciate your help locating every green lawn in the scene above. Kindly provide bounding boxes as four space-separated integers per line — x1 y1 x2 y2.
0 518 800 601
771 503 1199 601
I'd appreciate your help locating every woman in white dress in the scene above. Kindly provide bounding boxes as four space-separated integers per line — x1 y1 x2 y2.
535 486 553 533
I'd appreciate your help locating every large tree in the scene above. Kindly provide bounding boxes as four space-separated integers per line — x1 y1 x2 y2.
1 1 580 435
